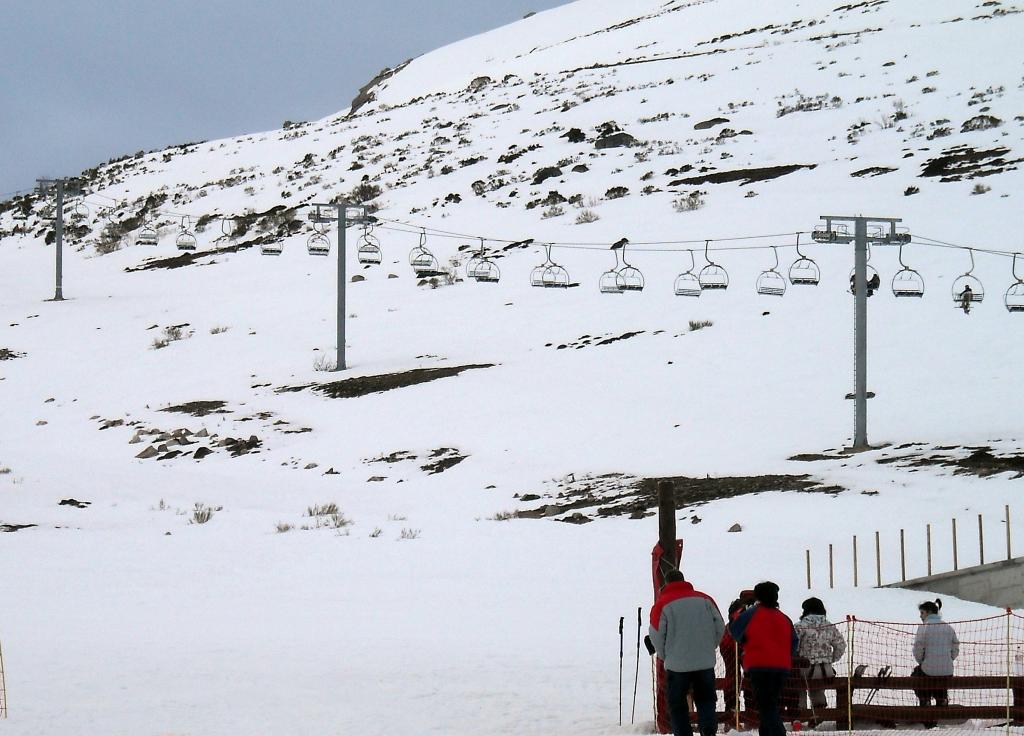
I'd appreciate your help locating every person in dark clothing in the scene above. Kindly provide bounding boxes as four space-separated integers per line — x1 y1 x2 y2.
649 570 725 736
959 285 974 314
728 581 798 736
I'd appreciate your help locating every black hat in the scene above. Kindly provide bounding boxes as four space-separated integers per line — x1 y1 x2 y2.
801 597 826 617
754 581 780 608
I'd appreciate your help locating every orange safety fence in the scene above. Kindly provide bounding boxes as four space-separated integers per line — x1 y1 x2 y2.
660 611 1024 734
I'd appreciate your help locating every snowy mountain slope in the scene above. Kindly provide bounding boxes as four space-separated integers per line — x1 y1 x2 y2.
1 1 1024 734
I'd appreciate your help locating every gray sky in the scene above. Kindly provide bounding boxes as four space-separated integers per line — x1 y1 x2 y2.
0 0 567 198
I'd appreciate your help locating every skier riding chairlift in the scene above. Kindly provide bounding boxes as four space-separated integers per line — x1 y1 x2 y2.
849 272 881 297
959 285 973 314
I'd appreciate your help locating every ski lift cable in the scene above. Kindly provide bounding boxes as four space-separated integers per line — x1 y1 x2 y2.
373 214 809 247
914 235 1017 260
374 223 810 253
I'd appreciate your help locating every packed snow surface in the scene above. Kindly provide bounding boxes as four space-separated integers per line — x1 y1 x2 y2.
1 0 1023 733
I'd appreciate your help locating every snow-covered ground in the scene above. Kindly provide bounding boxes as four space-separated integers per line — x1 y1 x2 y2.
1 0 1023 733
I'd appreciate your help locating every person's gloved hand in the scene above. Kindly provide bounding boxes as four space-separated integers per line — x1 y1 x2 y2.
644 635 656 656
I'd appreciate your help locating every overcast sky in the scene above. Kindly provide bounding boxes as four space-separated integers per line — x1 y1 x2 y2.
0 0 567 198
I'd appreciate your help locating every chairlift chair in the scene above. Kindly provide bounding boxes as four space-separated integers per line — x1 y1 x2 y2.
788 234 820 286
951 248 985 306
307 231 331 257
71 201 89 221
674 249 702 297
465 238 490 281
697 240 729 290
357 222 382 265
891 243 924 298
530 244 570 288
261 241 284 256
848 243 880 296
473 259 501 283
136 224 159 246
599 248 624 294
1004 253 1024 313
617 242 644 292
175 216 197 252
410 229 443 276
756 246 787 297
221 218 235 238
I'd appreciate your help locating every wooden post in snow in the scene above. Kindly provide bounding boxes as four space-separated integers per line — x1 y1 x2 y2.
657 480 677 581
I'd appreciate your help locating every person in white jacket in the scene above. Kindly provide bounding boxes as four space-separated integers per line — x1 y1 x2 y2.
913 599 959 728
794 597 846 725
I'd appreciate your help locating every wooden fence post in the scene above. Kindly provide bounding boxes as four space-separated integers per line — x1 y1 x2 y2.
952 517 959 571
875 530 881 587
900 529 906 582
853 535 859 587
927 523 933 576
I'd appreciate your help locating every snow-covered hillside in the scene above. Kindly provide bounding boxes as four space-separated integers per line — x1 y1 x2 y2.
1 1 1023 734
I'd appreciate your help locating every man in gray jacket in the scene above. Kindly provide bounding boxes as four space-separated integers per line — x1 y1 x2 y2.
649 570 726 736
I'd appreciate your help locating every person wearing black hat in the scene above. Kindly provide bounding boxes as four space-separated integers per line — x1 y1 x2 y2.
728 582 798 736
794 597 845 727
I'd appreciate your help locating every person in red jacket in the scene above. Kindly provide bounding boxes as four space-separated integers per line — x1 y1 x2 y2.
727 581 798 736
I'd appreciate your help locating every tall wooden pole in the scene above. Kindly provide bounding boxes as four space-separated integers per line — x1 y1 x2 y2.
657 480 677 582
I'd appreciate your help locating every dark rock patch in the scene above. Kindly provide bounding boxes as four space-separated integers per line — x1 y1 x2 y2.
0 348 24 361
596 132 637 149
670 164 816 186
532 166 563 185
562 128 586 143
851 166 897 177
161 400 229 417
694 117 730 130
0 523 37 533
59 498 91 508
420 448 467 475
517 471 837 522
920 145 1021 181
279 364 495 399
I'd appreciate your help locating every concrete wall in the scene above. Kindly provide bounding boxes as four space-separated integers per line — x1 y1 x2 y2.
888 556 1024 609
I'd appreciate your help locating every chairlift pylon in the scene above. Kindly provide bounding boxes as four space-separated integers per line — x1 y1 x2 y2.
756 246 787 297
698 240 728 290
530 244 570 288
891 243 924 298
175 215 197 252
788 233 820 286
1004 253 1024 313
951 247 984 307
674 249 702 297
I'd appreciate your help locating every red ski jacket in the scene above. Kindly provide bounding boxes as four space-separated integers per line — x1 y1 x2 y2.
728 604 797 671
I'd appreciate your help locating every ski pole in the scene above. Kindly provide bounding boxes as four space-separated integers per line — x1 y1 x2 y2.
632 606 642 723
619 616 625 726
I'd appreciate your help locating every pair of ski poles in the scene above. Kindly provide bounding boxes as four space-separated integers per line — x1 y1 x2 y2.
620 607 644 726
